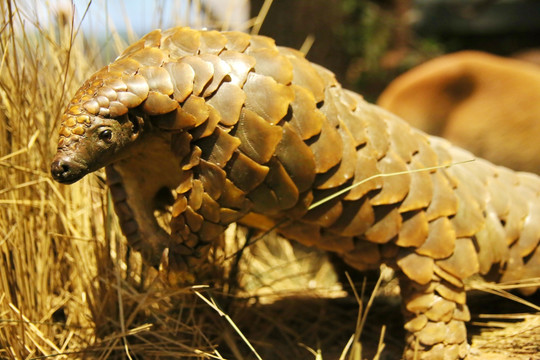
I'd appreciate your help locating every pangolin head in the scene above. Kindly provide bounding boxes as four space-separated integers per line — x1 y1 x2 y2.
51 69 148 184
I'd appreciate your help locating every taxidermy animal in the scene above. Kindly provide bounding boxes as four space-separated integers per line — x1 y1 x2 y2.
51 27 540 360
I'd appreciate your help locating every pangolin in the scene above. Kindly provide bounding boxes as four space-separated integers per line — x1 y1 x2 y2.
50 27 540 360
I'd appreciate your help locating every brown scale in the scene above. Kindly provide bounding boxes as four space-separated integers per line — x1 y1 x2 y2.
243 72 294 124
314 121 357 189
399 158 434 213
235 108 283 164
198 54 231 97
52 27 540 360
288 85 324 140
246 46 294 85
309 119 343 175
219 51 256 87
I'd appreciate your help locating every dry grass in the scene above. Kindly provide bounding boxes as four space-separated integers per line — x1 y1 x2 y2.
0 1 355 358
0 1 228 358
0 1 538 359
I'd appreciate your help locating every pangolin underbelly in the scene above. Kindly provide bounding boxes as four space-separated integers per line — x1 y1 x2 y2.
51 27 540 360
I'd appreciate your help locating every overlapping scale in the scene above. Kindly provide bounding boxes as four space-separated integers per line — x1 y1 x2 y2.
235 108 283 164
309 119 343 174
219 50 256 87
370 150 411 206
199 30 227 55
274 123 316 193
198 159 226 200
399 159 434 213
433 265 464 288
190 105 220 140
425 172 458 221
323 123 357 188
474 208 508 274
128 47 167 67
97 86 117 101
164 62 195 102
265 158 299 210
303 194 343 228
108 100 129 117
278 46 325 102
184 206 204 232
139 66 173 95
247 47 293 85
83 100 99 115
197 127 241 167
178 95 209 126
143 91 178 116
199 192 221 223
288 85 324 140
226 151 269 193
249 34 277 51
512 196 540 257
207 82 245 126
181 145 201 171
450 183 485 238
360 104 390 160
179 56 214 96
328 198 374 236
386 112 419 164
219 179 249 209
243 72 294 124
344 151 383 201
397 251 434 285
222 31 251 52
161 27 201 57
199 54 232 97
397 211 429 247
364 207 402 244
248 183 280 214
336 91 368 147
416 217 456 259
104 75 127 92
109 57 140 76
436 238 480 280
117 91 144 108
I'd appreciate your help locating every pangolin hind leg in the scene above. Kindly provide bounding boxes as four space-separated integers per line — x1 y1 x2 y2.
399 273 469 360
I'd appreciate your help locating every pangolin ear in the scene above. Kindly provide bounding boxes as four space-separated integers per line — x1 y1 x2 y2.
128 111 145 139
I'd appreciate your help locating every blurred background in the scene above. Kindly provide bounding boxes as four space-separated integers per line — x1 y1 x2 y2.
249 0 540 100
45 0 540 101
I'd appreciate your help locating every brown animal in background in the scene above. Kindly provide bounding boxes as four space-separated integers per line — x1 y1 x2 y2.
378 50 540 174
51 29 540 360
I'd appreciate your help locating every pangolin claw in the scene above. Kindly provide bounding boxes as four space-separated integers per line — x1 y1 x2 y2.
159 247 196 286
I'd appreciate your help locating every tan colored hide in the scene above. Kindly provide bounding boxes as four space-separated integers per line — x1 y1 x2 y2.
378 50 540 174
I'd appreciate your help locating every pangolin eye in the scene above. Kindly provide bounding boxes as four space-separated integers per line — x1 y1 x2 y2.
98 129 113 142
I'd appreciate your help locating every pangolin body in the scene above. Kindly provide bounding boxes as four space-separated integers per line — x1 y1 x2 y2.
51 27 540 360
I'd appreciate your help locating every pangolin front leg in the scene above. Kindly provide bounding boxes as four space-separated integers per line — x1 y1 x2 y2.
105 164 170 268
51 27 540 359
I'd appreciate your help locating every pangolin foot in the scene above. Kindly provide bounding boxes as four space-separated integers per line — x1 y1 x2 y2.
159 247 196 286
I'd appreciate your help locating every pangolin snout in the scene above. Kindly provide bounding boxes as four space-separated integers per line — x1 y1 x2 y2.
51 155 86 184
